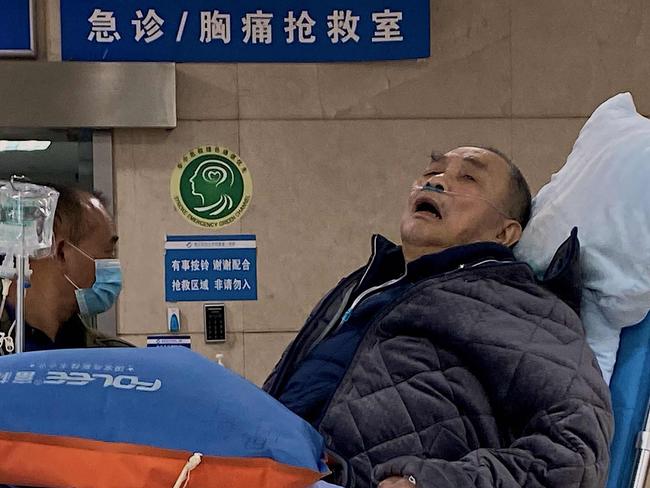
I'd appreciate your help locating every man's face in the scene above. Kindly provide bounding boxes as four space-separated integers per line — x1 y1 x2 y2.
400 147 514 255
64 197 118 291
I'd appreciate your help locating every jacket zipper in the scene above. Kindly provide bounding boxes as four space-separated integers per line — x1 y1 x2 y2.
305 285 356 357
266 236 380 395
354 235 380 292
310 235 383 343
339 268 408 325
338 237 411 325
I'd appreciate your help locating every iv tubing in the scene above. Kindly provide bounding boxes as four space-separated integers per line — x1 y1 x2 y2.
0 278 10 320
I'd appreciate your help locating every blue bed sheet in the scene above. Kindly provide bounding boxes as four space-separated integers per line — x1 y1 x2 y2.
607 312 650 488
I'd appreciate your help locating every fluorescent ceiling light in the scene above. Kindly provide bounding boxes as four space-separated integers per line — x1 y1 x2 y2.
0 140 52 152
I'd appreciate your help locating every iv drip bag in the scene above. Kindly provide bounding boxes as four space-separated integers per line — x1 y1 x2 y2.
0 179 59 259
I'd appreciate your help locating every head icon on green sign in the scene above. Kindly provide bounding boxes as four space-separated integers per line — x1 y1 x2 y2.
171 146 252 228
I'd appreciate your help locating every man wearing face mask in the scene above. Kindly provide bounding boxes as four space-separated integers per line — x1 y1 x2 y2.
0 184 131 352
264 147 612 488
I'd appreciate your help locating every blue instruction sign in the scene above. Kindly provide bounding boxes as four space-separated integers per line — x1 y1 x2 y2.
0 0 35 57
60 0 430 62
165 235 257 302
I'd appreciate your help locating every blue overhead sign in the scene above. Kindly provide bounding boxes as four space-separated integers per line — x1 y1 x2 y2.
60 1 430 62
0 0 35 57
165 235 257 302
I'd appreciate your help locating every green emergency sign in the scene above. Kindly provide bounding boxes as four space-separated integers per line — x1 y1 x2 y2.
170 146 253 229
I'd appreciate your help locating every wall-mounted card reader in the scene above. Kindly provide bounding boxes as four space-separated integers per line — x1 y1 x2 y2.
204 304 226 343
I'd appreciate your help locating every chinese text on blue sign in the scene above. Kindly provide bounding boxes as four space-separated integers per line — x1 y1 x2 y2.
165 235 257 302
60 1 430 62
0 0 34 57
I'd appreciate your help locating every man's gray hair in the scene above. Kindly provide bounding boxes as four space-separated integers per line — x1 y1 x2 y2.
475 146 532 228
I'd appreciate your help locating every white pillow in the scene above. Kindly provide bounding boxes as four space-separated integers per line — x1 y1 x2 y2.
515 92 650 384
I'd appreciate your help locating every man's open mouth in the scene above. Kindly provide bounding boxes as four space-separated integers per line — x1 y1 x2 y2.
414 198 442 219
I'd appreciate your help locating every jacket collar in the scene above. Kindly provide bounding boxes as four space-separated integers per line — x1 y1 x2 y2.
363 234 515 285
406 240 515 282
365 232 582 314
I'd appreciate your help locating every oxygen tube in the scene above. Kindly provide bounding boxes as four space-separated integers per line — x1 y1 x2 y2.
413 182 512 219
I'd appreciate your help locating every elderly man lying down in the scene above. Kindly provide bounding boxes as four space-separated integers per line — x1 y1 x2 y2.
265 146 613 488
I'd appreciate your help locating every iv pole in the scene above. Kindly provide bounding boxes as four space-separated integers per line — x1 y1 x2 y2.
12 176 27 354
1 176 57 355
15 250 25 354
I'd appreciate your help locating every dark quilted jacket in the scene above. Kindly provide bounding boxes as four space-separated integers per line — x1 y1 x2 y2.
265 234 613 488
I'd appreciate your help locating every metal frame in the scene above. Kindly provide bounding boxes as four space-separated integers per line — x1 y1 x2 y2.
633 406 650 488
92 130 117 337
0 0 36 58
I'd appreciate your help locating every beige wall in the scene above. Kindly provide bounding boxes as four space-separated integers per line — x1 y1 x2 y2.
7 0 650 385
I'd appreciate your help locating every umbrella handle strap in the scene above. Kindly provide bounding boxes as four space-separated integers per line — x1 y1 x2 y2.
173 452 203 488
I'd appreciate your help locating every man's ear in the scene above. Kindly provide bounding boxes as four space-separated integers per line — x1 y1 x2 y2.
53 238 66 265
496 219 523 247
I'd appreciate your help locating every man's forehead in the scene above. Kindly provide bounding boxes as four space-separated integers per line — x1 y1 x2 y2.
431 146 508 171
439 146 496 160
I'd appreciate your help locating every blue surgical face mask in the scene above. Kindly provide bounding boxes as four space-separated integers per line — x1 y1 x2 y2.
64 243 122 316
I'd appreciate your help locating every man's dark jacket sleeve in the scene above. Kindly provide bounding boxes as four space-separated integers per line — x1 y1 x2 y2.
374 395 611 487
